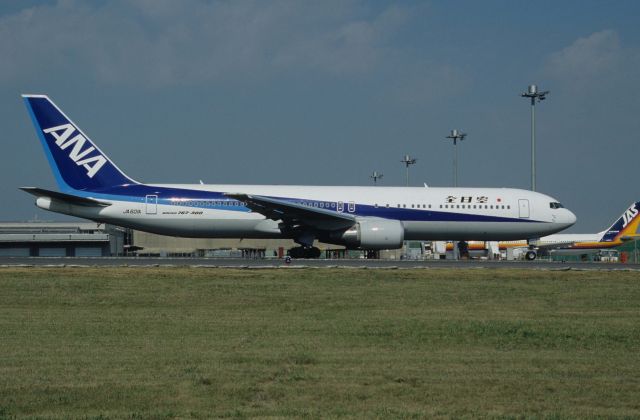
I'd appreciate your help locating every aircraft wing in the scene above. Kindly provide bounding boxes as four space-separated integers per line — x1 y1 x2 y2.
225 193 356 231
20 187 112 207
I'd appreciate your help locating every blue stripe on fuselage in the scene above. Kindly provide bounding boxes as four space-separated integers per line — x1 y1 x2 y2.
66 184 543 224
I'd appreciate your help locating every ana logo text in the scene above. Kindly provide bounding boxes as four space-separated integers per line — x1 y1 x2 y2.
43 124 106 178
622 204 639 228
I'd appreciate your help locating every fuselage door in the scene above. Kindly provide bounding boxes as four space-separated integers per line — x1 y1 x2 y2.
146 195 158 215
337 201 344 212
518 199 530 218
348 201 356 213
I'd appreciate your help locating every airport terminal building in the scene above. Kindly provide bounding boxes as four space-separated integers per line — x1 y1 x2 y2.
0 221 404 259
0 222 126 257
131 230 404 259
2 220 635 262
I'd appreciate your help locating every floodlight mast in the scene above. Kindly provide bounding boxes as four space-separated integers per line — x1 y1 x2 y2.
521 84 549 191
445 129 467 187
400 155 417 186
370 171 383 186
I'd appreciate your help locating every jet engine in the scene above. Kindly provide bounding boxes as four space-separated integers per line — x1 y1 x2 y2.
334 218 405 250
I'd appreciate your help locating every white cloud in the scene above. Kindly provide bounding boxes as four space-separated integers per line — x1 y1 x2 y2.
544 30 636 91
0 0 469 103
272 5 410 75
0 0 421 86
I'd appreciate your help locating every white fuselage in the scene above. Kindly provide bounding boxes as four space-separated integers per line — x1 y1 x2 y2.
36 184 576 244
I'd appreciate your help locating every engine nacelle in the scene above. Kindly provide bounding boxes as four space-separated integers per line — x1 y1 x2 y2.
337 218 405 250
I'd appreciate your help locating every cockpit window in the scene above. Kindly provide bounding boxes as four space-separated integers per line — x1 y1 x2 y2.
549 202 564 209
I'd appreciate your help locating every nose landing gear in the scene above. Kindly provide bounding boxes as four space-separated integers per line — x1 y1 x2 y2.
525 238 539 261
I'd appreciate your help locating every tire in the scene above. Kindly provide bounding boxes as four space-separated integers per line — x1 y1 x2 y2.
289 246 321 259
525 250 537 261
289 247 305 259
304 247 321 259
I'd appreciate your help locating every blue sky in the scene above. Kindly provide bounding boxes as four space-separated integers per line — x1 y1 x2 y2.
1 0 639 232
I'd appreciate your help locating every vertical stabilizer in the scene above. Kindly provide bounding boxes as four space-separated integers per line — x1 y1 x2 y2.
22 94 136 192
599 202 640 242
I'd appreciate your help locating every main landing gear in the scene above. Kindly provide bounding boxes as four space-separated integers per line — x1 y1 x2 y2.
288 246 321 259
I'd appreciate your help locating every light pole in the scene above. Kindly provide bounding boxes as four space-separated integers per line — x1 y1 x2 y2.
370 171 383 186
401 155 417 186
445 129 467 187
521 84 549 191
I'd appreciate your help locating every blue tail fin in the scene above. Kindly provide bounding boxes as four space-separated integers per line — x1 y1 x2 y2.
22 94 136 192
599 201 640 242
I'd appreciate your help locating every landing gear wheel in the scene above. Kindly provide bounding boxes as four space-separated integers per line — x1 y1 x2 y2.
305 247 321 258
525 250 537 261
289 246 321 259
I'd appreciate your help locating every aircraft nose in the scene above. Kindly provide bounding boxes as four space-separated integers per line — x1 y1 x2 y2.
565 209 577 226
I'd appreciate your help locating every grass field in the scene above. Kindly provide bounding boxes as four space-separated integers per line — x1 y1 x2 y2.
0 267 639 418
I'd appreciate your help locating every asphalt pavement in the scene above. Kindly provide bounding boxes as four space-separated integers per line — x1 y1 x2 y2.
1 257 639 270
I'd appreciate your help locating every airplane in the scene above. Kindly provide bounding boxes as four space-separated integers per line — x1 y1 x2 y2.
20 94 576 258
447 201 640 260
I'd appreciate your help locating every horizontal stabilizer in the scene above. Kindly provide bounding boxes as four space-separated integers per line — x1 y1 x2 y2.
20 187 111 207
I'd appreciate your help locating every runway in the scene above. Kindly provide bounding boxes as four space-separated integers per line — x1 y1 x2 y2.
1 257 639 270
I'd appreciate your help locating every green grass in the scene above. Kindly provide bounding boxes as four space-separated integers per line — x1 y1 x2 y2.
0 267 639 418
